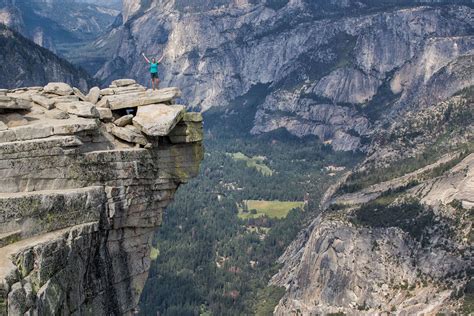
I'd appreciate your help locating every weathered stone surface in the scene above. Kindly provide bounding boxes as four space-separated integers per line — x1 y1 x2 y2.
100 88 115 96
51 95 80 104
183 112 203 123
73 87 87 101
133 104 185 136
272 154 473 314
111 79 136 87
31 94 54 110
169 120 203 143
45 109 69 120
86 87 101 104
0 96 33 110
43 83 73 96
113 85 147 95
0 187 104 236
96 97 110 108
114 114 133 127
111 125 147 146
97 107 113 121
0 122 7 131
55 101 99 118
0 80 204 315
106 88 181 110
0 118 98 143
0 113 28 128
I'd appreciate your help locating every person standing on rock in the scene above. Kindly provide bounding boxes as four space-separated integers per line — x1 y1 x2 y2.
142 53 164 90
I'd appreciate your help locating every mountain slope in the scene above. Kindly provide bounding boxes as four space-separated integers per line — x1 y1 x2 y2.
271 87 474 314
0 0 118 58
92 0 473 151
0 24 93 90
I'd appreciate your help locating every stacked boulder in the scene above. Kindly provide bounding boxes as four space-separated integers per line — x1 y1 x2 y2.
0 79 203 148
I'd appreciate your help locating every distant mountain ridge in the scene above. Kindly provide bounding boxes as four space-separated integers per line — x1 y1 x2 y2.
0 23 93 90
91 0 473 151
0 0 118 53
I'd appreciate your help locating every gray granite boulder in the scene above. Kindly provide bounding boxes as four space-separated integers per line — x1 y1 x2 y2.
133 104 185 136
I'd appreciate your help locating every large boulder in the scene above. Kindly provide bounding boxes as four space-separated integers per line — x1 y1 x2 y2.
97 108 113 121
73 87 87 101
45 109 69 120
111 79 136 87
105 88 181 110
55 101 99 118
133 104 185 136
31 95 55 110
114 114 134 127
51 96 80 104
86 87 101 104
43 83 73 96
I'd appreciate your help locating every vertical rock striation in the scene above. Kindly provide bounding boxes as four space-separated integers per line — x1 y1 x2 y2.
0 80 204 315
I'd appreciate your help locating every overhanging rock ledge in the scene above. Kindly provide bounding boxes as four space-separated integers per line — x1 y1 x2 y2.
0 79 204 315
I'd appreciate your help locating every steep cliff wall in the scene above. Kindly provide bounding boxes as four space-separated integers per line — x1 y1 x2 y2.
0 24 93 91
271 90 473 314
0 80 203 315
0 0 118 52
91 0 473 151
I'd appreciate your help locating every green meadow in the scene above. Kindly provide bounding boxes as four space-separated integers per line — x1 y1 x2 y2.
238 200 305 219
229 152 273 176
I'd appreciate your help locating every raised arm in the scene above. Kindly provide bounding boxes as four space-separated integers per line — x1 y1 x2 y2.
142 53 150 63
158 54 164 63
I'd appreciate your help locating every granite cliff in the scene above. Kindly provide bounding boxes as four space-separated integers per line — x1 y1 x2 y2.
271 88 473 314
0 24 93 91
91 0 473 151
0 79 204 315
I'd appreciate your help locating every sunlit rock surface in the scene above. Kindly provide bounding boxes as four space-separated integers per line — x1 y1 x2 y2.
0 80 204 315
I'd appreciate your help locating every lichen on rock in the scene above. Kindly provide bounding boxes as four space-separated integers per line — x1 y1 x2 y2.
0 80 204 315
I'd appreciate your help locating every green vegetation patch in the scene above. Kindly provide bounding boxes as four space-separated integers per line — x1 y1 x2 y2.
229 152 273 176
339 148 472 194
254 285 286 316
238 200 304 219
150 247 160 261
351 199 437 241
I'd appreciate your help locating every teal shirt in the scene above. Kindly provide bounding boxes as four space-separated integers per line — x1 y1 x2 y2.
150 62 159 74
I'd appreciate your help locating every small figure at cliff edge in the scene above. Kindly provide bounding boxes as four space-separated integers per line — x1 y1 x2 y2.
142 52 164 90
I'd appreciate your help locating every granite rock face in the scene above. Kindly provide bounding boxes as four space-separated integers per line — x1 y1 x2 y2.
93 1 473 151
271 90 474 314
0 80 204 315
0 0 119 55
0 24 93 91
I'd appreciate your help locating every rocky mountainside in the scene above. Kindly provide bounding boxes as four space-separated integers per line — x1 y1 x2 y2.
0 24 93 91
0 80 203 314
0 0 118 54
76 0 122 10
92 0 473 151
270 87 473 314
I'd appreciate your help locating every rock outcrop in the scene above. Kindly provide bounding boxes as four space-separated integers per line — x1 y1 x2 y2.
0 80 204 315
